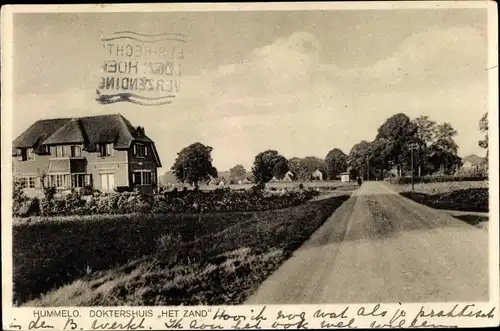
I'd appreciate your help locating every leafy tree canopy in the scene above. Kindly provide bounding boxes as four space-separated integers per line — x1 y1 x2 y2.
325 148 347 180
252 150 288 184
171 142 217 188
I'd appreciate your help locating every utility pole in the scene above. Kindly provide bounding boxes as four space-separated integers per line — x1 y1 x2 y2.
409 143 419 191
366 158 370 181
411 148 414 191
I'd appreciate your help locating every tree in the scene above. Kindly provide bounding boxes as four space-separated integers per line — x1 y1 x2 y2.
273 157 290 179
348 140 373 179
479 112 488 159
413 115 436 147
171 142 217 188
375 113 418 171
427 145 462 175
288 157 311 181
412 116 438 176
433 122 458 155
325 148 347 180
252 150 287 184
229 164 247 182
301 156 326 174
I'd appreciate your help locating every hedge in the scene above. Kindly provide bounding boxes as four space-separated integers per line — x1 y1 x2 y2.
391 175 488 185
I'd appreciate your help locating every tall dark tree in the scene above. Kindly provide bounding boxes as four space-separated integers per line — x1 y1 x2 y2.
252 150 287 184
348 140 373 179
325 148 347 180
171 142 217 188
433 122 458 155
412 116 437 176
479 112 488 160
413 115 437 147
273 157 290 180
376 113 418 170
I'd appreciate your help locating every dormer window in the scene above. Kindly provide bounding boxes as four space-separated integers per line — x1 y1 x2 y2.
133 143 147 158
99 143 113 157
17 148 35 161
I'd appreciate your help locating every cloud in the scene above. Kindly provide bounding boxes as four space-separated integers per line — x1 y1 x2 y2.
186 26 487 168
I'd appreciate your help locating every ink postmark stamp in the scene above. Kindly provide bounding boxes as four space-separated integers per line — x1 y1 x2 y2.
96 31 186 106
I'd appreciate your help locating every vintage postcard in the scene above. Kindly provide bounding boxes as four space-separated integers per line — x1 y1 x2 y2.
1 1 499 330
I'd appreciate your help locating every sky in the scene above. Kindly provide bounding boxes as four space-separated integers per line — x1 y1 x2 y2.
11 9 489 171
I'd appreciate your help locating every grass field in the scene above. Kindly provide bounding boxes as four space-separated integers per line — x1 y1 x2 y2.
17 195 350 306
393 180 489 228
393 180 488 195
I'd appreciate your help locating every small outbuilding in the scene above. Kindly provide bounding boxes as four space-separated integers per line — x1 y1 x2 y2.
340 172 350 183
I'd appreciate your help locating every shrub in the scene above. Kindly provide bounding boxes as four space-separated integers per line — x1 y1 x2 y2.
14 183 320 218
13 178 27 217
16 197 41 217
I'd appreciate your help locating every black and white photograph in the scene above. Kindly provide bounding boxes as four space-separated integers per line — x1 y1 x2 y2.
1 2 498 329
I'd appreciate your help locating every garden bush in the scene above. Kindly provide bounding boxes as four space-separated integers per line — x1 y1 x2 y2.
14 185 320 218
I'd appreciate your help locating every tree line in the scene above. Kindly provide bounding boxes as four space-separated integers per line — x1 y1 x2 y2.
170 112 488 188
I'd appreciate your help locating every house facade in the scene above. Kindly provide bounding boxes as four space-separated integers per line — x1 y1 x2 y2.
12 114 161 196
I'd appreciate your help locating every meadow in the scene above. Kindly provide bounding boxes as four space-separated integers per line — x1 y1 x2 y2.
394 180 489 228
16 195 350 306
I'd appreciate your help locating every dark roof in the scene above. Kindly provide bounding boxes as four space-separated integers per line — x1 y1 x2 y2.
43 118 86 145
12 113 160 166
12 118 70 151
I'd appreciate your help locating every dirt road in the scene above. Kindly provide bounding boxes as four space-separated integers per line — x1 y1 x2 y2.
246 181 489 303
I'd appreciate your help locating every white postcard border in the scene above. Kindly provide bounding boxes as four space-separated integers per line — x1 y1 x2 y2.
1 1 499 330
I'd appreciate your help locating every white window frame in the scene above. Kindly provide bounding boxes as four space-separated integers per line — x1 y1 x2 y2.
18 176 37 189
98 143 114 157
132 170 152 186
70 145 82 157
48 173 71 189
133 143 148 158
71 173 91 188
55 145 64 157
17 148 35 162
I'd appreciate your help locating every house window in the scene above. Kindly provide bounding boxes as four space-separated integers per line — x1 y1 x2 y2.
17 148 35 161
49 174 70 189
133 143 147 158
56 146 64 157
71 174 91 188
143 172 152 185
99 143 113 157
70 145 81 157
28 176 36 188
18 176 37 189
132 171 152 185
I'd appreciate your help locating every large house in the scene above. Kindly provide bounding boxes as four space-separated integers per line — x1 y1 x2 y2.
12 114 161 195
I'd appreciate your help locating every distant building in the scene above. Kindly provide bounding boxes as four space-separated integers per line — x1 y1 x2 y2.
340 172 350 183
458 154 487 176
